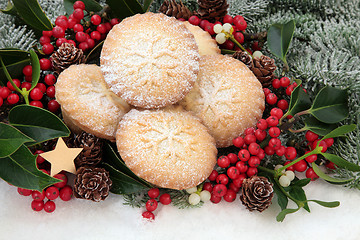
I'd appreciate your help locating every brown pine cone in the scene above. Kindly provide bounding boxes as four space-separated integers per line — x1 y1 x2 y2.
73 132 103 169
50 42 85 75
197 0 229 22
240 176 274 212
233 51 253 69
250 55 276 87
159 0 193 20
74 167 112 202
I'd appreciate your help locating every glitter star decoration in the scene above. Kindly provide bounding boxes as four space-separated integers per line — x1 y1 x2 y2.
40 137 83 176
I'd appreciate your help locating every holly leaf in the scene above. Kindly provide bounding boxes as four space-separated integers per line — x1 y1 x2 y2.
9 105 70 145
0 48 30 85
276 207 299 222
0 145 61 191
282 80 311 119
63 0 102 15
12 0 53 31
106 0 144 19
303 117 337 136
309 86 349 124
320 153 360 171
29 49 40 91
311 163 353 184
0 122 34 157
102 163 150 195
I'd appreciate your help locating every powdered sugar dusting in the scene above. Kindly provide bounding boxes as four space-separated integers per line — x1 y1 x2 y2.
101 13 200 109
116 106 217 190
179 55 265 148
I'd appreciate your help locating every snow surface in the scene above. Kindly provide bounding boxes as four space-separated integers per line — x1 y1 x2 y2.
1 179 360 240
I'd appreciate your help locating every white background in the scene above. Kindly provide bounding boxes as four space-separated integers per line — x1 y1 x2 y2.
1 178 360 240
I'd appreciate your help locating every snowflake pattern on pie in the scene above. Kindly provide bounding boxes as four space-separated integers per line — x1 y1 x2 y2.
180 55 265 148
101 13 200 109
116 107 217 190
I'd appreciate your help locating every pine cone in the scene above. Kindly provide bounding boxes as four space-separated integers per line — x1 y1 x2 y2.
197 0 229 22
240 176 274 212
233 51 253 69
250 55 276 87
159 0 193 20
73 132 103 168
74 167 112 202
50 42 85 75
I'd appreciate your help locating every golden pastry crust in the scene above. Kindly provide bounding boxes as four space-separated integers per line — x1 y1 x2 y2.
179 55 265 148
101 13 200 109
55 64 131 140
183 21 221 56
116 106 217 190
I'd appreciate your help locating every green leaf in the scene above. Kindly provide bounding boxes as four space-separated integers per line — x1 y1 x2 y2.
102 163 150 194
321 153 360 171
272 181 288 210
267 20 295 62
12 0 53 31
0 49 30 85
309 86 349 124
106 0 144 19
276 207 299 222
321 124 356 140
102 143 152 187
85 40 104 63
29 49 40 91
289 186 310 212
0 122 34 157
307 200 340 208
311 163 353 184
0 1 18 16
142 0 154 11
63 0 102 15
283 80 311 118
292 178 311 188
8 105 70 145
0 145 60 191
303 117 337 136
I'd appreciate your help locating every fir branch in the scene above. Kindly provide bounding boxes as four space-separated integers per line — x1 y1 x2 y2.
122 191 150 208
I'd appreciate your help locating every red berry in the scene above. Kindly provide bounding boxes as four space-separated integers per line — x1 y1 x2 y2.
52 26 65 38
324 138 334 147
18 188 32 196
248 156 260 167
188 15 201 25
46 85 56 98
263 88 270 95
67 40 76 46
228 183 240 193
312 139 328 153
39 58 52 71
87 38 95 49
238 149 250 161
205 23 215 35
39 35 51 45
234 32 244 44
73 23 84 32
233 136 245 148
217 155 230 168
42 30 52 37
305 151 317 163
78 42 89 51
232 173 246 188
55 18 68 30
208 170 218 181
305 167 318 181
248 142 260 155
22 65 32 76
270 108 283 119
30 88 43 101
53 173 68 188
227 153 238 164
110 18 120 26
264 146 275 155
45 186 59 200
34 150 45 164
75 31 87 42
0 97 3 107
294 159 307 172
56 38 68 47
142 211 155 220
286 85 295 96
44 200 56 213
59 185 73 201
234 17 247 31
305 131 319 142
266 93 278 105
254 129 267 141
42 43 54 55
97 24 107 34
40 169 50 175
146 199 158 212
222 39 234 50
266 116 279 127
284 161 295 171
7 79 20 91
203 182 213 192
147 188 160 199
269 127 281 138
7 93 19 105
216 174 229 185
223 189 237 202
30 101 43 108
32 190 45 201
36 83 46 93
325 161 336 170
210 194 222 204
268 138 281 150
73 1 85 10
212 184 227 197
277 99 289 111
285 147 297 160
44 74 56 86
68 18 77 28
280 77 290 87
159 193 172 205
236 161 248 173
246 167 258 177
256 119 268 130
275 146 286 156
244 127 255 135
90 30 101 41
223 15 233 24
21 82 32 91
244 134 256 145
257 148 265 160
47 100 60 113
73 8 84 20
91 14 102 25
31 200 44 211
0 87 11 99
272 79 281 89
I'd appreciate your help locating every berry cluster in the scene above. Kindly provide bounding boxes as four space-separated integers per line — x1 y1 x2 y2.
17 171 72 213
142 188 172 221
185 186 211 205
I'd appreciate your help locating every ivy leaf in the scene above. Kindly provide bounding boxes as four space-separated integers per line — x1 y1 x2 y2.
63 0 102 15
311 163 353 184
0 49 30 85
303 117 337 136
12 0 53 31
29 49 40 91
102 163 150 195
276 207 299 222
283 80 311 119
307 200 340 208
106 0 144 19
320 153 360 172
267 20 295 63
320 124 356 140
289 186 310 212
308 86 349 124
0 145 61 191
0 122 34 157
9 105 70 145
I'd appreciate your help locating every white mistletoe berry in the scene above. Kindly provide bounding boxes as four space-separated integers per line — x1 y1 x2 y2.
279 175 291 187
188 193 201 205
222 23 233 33
213 24 223 34
200 190 211 202
215 33 226 44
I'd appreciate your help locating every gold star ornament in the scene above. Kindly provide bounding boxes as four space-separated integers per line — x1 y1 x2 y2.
40 137 83 176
